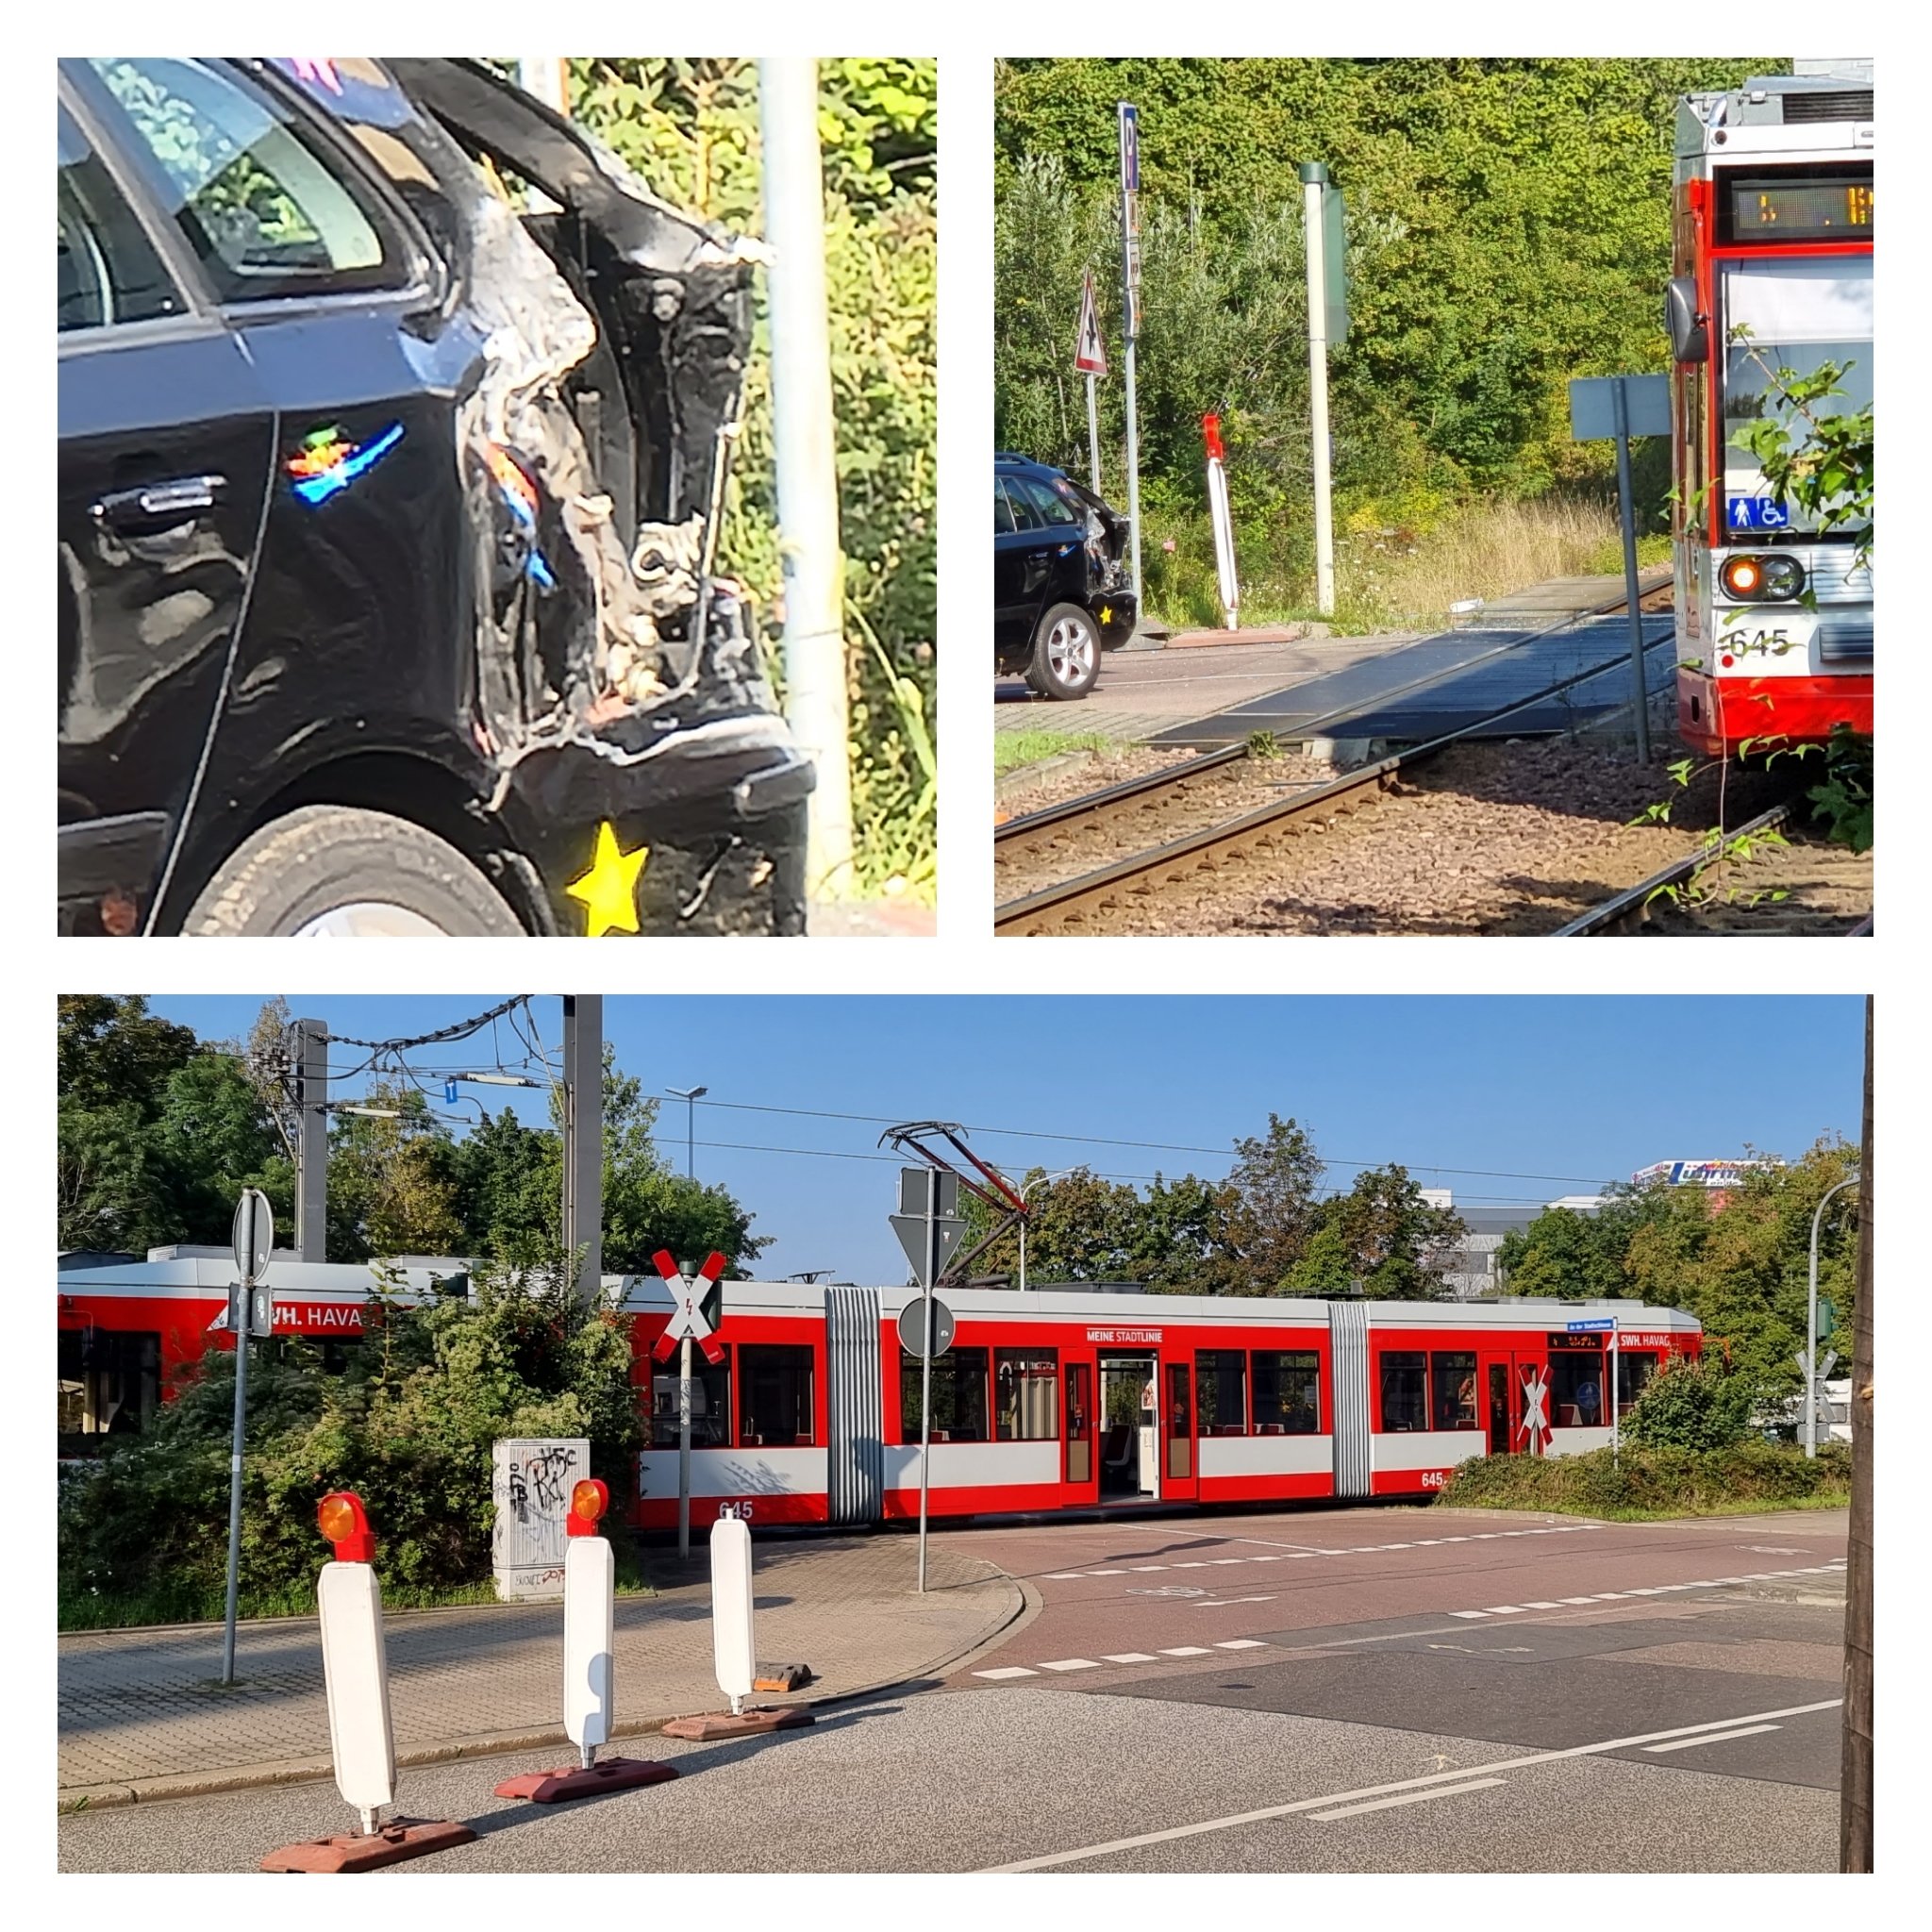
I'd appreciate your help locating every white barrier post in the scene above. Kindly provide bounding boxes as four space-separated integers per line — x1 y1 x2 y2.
493 1478 678 1803
259 1494 475 1871
711 1514 757 1717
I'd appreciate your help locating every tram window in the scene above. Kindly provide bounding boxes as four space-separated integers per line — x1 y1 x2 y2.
1379 1351 1428 1433
57 1327 158 1437
1550 1353 1605 1428
902 1345 989 1442
1431 1352 1479 1431
738 1344 814 1447
1616 1350 1658 1411
1194 1351 1248 1435
994 1350 1058 1441
1252 1351 1320 1434
651 1346 732 1448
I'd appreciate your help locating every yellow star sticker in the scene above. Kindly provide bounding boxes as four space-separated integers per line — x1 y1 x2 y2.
565 821 649 937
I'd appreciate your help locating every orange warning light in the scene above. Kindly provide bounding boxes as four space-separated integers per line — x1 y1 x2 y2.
318 1491 375 1563
567 1477 610 1538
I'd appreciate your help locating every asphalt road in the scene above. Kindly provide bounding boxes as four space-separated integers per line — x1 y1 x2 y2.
58 1505 1848 1874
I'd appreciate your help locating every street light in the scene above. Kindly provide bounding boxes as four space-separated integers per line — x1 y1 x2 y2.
1807 1177 1858 1459
666 1086 708 1179
1017 1170 1076 1291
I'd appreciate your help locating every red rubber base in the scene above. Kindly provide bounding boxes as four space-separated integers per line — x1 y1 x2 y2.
493 1757 680 1803
660 1707 814 1741
260 1818 475 1872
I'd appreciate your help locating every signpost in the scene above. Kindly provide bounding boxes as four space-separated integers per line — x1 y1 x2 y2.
1569 373 1672 764
650 1249 728 1557
221 1189 274 1686
1203 412 1239 630
1117 101 1142 609
1074 268 1108 494
1300 162 1345 617
891 1167 965 1593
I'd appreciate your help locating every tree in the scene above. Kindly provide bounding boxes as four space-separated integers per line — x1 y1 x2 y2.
1286 1163 1465 1298
325 1082 464 1260
1217 1115 1326 1292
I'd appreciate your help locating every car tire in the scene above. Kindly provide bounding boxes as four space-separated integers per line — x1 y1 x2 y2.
180 806 527 937
1024 602 1102 700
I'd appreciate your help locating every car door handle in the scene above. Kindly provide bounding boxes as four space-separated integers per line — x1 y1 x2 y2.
92 475 225 531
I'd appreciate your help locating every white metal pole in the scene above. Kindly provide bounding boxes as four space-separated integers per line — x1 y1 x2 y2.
1301 163 1335 618
1610 1328 1620 1466
759 59 855 901
1807 1179 1856 1459
220 1276 251 1686
678 1334 693 1558
1120 105 1143 614
917 1176 936 1594
1086 373 1103 496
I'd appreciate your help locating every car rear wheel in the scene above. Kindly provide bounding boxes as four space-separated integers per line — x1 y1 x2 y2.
1025 603 1101 700
180 807 527 937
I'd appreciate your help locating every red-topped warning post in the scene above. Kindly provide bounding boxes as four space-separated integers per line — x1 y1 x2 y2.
493 1478 679 1803
651 1248 728 1557
260 1495 475 1872
661 1516 814 1741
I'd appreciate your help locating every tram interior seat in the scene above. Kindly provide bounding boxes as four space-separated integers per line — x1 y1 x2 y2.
1102 1424 1133 1471
1256 1424 1285 1436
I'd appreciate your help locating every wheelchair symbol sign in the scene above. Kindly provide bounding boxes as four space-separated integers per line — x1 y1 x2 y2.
1728 495 1790 531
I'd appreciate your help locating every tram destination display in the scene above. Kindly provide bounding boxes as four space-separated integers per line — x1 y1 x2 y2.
1722 169 1873 242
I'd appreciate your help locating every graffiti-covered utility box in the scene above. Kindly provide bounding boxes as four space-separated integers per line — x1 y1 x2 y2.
491 1437 590 1601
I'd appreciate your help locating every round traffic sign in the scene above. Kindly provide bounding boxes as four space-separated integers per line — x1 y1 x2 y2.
897 1295 956 1359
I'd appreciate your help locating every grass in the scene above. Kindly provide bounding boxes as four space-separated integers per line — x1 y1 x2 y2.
1141 491 1664 636
994 729 1121 775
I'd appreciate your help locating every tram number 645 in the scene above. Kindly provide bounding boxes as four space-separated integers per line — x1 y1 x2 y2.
1419 1470 1451 1491
716 1501 756 1521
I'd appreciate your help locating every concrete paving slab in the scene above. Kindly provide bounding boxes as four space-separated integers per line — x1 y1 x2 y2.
58 1533 1019 1807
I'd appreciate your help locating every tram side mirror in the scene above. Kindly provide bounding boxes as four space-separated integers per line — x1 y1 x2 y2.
1666 278 1707 364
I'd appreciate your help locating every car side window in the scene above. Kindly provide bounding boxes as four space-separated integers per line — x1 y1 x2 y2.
58 107 182 332
994 480 1018 535
1002 478 1041 533
87 58 408 305
1012 475 1081 528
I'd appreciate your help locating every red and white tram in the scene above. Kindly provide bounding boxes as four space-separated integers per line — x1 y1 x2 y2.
1668 73 1873 756
58 1251 1700 1528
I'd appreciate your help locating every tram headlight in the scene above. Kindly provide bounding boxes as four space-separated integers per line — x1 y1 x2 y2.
1721 554 1806 602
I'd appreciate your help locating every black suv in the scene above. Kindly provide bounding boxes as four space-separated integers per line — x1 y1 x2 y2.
993 454 1137 699
58 58 812 936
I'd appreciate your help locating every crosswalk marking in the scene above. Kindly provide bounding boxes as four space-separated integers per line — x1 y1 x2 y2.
973 1666 1037 1679
1039 1657 1102 1672
1214 1639 1267 1650
1101 1652 1157 1664
1158 1645 1212 1657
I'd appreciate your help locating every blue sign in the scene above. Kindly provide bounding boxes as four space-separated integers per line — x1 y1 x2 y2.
1118 103 1139 194
444 1079 458 1104
1567 1318 1616 1332
1727 494 1790 532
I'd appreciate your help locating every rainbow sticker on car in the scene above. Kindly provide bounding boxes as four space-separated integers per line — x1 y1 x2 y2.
285 421 405 505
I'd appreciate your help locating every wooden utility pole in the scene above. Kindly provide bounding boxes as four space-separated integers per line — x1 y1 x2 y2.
1840 995 1873 1871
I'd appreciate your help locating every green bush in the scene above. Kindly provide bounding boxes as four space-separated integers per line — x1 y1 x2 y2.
1621 1353 1758 1452
58 1246 645 1628
1439 1439 1850 1519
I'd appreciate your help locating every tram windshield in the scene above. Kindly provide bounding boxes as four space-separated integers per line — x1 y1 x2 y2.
1721 256 1873 537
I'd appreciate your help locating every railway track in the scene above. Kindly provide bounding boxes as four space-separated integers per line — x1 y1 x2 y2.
995 589 1678 937
1555 804 1872 935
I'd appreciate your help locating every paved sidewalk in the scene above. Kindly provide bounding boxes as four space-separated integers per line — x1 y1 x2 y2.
58 1534 1021 1807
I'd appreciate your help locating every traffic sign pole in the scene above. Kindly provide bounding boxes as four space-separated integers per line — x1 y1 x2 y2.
1611 377 1652 764
919 1174 937 1595
222 1187 274 1687
1301 161 1336 618
1118 102 1142 613
1075 267 1107 494
678 1334 694 1560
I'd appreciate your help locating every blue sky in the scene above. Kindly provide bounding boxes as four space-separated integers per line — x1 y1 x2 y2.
142 995 1862 1283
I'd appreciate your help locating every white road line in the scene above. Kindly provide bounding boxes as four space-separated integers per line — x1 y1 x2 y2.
1214 1639 1269 1650
973 1666 1037 1679
1101 1653 1157 1664
1310 1777 1509 1823
1157 1646 1212 1657
1193 1596 1275 1607
1641 1724 1781 1755
1449 1610 1490 1620
1482 1606 1527 1615
1172 1561 1210 1569
1520 1601 1563 1610
1044 1572 1086 1580
1208 1558 1246 1565
1557 1596 1598 1605
1038 1657 1102 1672
983 1699 1841 1872
1127 1565 1168 1572
1082 1569 1125 1576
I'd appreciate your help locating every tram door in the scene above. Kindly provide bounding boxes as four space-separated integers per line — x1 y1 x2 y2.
1481 1349 1552 1457
1062 1357 1100 1507
1098 1355 1158 1499
1162 1358 1197 1502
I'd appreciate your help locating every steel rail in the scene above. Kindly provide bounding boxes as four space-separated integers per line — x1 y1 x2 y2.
995 572 1670 858
995 625 1678 937
1550 803 1794 936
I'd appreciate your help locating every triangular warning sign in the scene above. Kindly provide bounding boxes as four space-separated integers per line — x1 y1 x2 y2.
1074 270 1108 375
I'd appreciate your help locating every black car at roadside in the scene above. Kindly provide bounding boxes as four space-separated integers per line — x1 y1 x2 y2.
993 454 1137 699
58 57 812 935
